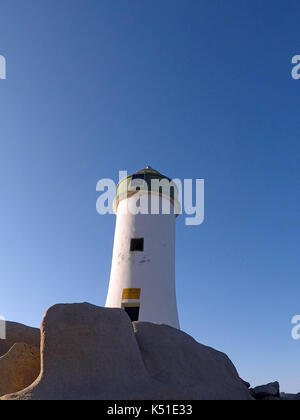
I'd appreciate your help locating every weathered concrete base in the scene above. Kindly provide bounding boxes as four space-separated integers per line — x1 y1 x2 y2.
1 303 253 400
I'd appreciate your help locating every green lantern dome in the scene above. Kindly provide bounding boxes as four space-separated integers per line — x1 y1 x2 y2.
113 167 180 215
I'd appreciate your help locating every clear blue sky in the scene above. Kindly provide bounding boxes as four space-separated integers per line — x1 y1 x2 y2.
0 0 299 392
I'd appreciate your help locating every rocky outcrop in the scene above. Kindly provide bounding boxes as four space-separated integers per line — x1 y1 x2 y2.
134 321 252 400
1 303 253 400
250 381 280 400
249 382 300 401
0 321 40 357
280 393 300 401
0 321 41 396
0 343 40 396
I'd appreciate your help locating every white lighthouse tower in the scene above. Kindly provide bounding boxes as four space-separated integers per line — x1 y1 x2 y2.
105 167 180 329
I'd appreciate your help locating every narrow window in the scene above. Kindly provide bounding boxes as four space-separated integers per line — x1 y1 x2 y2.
130 238 144 252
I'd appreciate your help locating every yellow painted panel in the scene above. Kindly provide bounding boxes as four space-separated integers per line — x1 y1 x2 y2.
122 288 141 300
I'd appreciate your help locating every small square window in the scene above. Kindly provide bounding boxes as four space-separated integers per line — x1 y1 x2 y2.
130 238 144 252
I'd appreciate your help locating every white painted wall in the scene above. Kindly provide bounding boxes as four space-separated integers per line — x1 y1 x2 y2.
105 193 180 329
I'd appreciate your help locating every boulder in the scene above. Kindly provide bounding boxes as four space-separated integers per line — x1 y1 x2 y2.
2 303 152 400
0 343 40 396
250 381 280 400
0 321 40 357
1 303 253 400
134 321 252 400
280 392 300 401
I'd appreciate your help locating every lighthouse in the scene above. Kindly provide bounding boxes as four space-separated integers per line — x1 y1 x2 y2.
105 167 180 329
